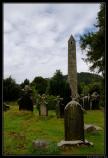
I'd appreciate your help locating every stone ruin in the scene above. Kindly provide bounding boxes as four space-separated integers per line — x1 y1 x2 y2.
17 85 33 111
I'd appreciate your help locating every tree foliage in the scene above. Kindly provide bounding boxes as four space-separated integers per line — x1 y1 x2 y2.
80 3 105 77
20 79 30 88
3 76 21 101
77 72 103 85
46 70 71 105
31 76 48 95
88 82 102 95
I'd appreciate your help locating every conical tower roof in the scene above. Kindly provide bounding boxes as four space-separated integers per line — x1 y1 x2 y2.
68 34 75 43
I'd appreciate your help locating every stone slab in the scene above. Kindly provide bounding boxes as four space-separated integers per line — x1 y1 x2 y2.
32 140 48 149
57 139 93 147
84 124 103 132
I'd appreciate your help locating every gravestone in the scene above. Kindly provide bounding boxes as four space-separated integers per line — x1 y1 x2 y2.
55 96 63 118
39 94 48 116
18 85 33 111
90 92 100 109
79 94 90 110
64 100 84 141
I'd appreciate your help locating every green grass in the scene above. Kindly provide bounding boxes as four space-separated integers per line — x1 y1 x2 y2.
3 102 105 156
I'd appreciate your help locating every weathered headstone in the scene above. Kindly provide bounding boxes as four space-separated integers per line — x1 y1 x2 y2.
90 91 100 109
55 96 64 118
79 94 91 110
18 85 33 111
39 94 48 116
64 100 84 141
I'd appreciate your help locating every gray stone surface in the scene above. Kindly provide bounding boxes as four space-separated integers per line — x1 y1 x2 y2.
57 139 93 147
39 94 48 116
55 96 63 118
64 100 84 141
84 124 103 133
68 35 78 99
32 140 48 149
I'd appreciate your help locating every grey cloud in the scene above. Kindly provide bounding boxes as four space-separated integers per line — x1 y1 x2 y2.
4 3 99 83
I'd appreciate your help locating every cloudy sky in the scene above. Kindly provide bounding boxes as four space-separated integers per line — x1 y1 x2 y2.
3 3 100 84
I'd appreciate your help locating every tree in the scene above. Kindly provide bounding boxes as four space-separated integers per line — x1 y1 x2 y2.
20 78 30 88
31 76 48 95
3 76 21 101
88 82 102 95
80 3 105 77
46 70 71 105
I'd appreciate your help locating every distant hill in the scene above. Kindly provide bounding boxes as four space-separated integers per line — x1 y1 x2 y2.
63 72 103 85
77 72 103 85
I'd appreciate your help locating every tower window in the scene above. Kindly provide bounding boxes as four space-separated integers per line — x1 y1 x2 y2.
71 41 72 44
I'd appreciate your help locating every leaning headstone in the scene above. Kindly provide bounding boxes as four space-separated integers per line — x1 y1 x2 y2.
18 85 33 111
39 94 48 116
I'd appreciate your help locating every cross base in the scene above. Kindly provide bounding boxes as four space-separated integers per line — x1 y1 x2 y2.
57 139 93 147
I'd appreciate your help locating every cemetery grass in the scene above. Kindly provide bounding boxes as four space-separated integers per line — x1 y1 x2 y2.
3 102 105 156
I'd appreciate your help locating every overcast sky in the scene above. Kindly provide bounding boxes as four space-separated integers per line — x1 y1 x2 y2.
3 3 100 84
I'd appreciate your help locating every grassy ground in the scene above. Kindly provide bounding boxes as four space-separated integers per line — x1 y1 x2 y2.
3 102 105 156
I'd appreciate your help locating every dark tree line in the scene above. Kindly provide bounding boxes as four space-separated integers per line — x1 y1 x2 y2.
3 76 21 101
3 71 103 107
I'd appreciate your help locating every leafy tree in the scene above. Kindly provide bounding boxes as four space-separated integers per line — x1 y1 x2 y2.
88 82 102 95
46 70 71 105
77 72 103 85
80 3 105 77
3 76 21 101
20 78 30 88
31 76 48 95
